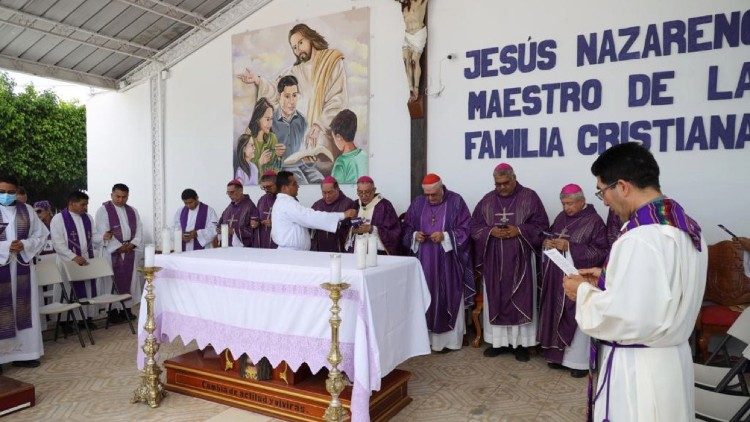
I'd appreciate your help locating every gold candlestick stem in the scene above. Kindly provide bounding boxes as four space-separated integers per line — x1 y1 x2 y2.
132 266 167 408
321 282 350 422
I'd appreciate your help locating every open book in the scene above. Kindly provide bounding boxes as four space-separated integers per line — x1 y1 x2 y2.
283 145 334 165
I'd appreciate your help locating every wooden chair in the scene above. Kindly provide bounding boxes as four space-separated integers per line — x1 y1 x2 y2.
697 305 743 364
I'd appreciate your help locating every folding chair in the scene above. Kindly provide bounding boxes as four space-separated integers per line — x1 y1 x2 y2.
706 308 750 365
61 257 135 344
695 345 749 396
35 254 93 347
695 388 750 421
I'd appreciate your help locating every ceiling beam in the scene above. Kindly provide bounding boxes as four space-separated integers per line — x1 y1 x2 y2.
0 16 161 63
116 0 209 30
0 4 159 54
0 53 117 90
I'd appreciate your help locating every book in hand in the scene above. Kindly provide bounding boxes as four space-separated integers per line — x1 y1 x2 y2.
282 145 334 165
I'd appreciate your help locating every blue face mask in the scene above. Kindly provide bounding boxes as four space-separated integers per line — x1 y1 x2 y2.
0 193 17 206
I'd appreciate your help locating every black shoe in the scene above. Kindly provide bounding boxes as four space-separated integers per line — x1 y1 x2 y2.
12 359 40 368
514 346 530 362
570 369 588 378
547 362 565 370
120 309 136 321
433 347 454 354
483 346 511 357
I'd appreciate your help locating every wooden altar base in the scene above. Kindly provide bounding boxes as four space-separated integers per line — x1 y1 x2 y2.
164 350 412 421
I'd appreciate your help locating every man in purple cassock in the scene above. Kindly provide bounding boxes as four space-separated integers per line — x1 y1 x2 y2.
311 176 356 252
255 171 278 249
172 189 218 251
470 163 549 362
219 179 260 247
95 183 143 322
402 173 475 352
346 176 401 255
605 208 622 247
537 184 609 378
0 175 48 370
51 191 104 326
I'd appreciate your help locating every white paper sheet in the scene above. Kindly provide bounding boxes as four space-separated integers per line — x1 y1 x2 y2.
543 248 579 276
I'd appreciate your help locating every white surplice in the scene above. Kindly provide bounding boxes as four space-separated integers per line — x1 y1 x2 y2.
0 203 48 364
172 204 219 251
94 204 144 307
271 193 343 251
576 224 707 421
50 212 103 318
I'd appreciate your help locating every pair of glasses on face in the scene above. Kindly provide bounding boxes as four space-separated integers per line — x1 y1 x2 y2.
595 182 618 201
260 185 273 192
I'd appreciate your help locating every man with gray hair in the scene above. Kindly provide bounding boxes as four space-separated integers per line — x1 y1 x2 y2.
537 184 609 377
470 163 548 362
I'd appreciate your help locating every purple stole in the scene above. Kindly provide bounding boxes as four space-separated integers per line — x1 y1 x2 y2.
179 203 208 251
0 203 32 340
587 197 702 422
61 209 97 299
103 201 137 295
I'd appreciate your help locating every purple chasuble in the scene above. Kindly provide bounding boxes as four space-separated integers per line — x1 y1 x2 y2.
604 209 621 248
0 203 32 340
103 201 137 295
219 194 259 247
256 193 277 249
350 197 401 255
60 209 98 300
402 188 475 333
311 193 356 252
179 202 208 251
470 183 548 326
537 205 609 364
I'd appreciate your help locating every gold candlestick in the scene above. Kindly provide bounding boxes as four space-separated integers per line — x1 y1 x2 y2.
321 282 350 422
132 266 167 408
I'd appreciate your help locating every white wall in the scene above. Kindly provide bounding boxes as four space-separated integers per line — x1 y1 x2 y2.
88 0 750 244
426 0 750 243
87 0 410 240
86 81 154 240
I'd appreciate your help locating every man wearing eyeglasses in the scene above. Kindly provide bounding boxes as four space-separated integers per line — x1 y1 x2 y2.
563 143 707 422
345 176 401 255
218 179 260 248
311 176 356 252
255 171 278 249
0 175 49 371
470 163 549 362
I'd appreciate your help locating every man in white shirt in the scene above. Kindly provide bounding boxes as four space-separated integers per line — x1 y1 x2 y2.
172 189 218 251
271 171 356 251
0 175 48 370
563 143 706 422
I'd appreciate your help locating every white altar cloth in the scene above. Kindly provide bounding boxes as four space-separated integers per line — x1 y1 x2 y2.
136 247 431 421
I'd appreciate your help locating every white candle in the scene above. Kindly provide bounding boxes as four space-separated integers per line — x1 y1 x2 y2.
161 228 171 255
330 253 342 284
144 244 155 267
173 229 183 254
221 224 229 248
355 235 367 269
367 234 378 267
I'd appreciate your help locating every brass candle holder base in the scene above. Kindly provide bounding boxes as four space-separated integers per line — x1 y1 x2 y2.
132 266 167 408
320 282 350 422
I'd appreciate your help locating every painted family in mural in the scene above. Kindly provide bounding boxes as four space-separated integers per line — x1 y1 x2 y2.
232 9 370 185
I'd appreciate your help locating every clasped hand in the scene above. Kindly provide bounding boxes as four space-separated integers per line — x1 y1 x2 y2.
415 231 444 243
491 225 519 239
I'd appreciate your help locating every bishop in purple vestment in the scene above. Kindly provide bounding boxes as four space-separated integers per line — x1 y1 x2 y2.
219 180 259 247
255 171 278 249
348 176 401 255
311 176 356 252
537 184 609 377
470 163 549 361
402 174 475 352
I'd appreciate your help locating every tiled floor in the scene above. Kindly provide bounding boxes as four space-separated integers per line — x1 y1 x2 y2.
2 321 587 421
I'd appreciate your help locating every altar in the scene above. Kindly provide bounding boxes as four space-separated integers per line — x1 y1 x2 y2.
136 247 431 421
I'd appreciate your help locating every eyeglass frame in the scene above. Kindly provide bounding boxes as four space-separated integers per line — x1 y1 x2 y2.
594 181 618 201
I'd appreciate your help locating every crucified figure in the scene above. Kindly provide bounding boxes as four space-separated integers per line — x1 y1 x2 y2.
398 0 429 102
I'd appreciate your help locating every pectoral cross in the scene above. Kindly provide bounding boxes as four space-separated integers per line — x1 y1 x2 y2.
264 207 272 218
226 215 238 231
556 227 571 239
495 207 514 225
